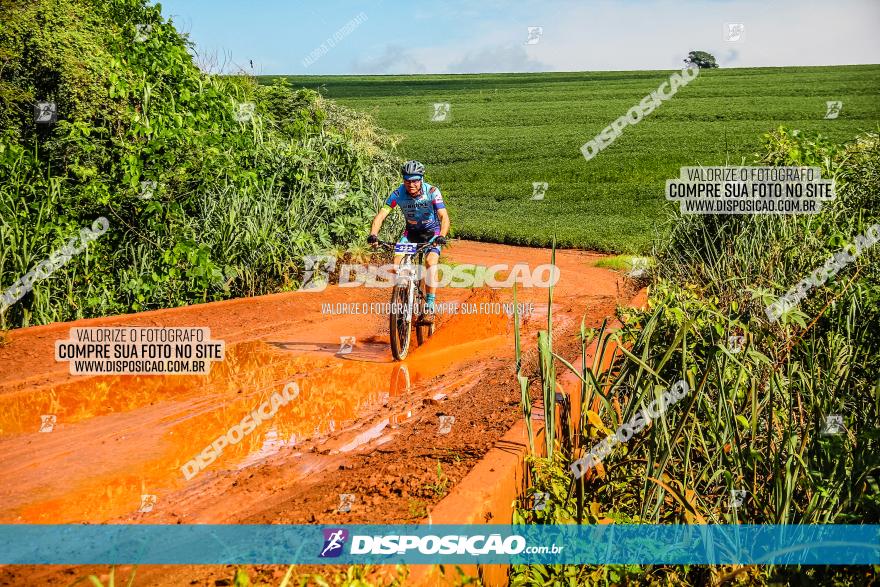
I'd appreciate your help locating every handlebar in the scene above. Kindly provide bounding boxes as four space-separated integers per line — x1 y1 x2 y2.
373 237 451 253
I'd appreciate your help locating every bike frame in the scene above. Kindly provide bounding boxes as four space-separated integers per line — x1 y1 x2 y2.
376 238 440 361
380 240 433 323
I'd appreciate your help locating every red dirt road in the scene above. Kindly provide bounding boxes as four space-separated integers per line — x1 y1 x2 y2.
0 241 635 586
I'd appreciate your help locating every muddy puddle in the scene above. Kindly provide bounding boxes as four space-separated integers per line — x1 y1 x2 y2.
0 301 509 524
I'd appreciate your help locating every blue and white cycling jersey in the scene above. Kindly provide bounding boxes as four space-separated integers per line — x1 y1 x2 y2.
383 182 446 233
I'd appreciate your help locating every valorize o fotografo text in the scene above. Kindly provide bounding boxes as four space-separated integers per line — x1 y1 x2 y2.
55 327 225 375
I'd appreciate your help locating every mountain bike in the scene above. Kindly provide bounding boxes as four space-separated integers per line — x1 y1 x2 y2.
376 239 437 360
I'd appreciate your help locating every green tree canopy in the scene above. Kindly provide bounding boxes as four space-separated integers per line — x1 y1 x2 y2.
684 51 719 69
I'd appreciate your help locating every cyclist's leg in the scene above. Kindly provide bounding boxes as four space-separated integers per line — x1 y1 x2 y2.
422 229 442 316
425 251 440 296
424 228 442 295
403 228 441 286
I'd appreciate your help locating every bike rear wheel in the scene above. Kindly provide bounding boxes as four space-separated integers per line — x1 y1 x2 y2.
389 283 412 360
416 320 434 346
415 280 435 346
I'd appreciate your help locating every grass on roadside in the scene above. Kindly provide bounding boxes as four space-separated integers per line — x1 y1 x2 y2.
508 127 880 586
593 254 652 273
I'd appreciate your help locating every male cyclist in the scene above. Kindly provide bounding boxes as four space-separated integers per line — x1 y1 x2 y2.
368 160 450 320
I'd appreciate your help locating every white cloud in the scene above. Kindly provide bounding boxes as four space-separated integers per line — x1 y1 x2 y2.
351 45 427 74
447 44 547 73
352 0 880 74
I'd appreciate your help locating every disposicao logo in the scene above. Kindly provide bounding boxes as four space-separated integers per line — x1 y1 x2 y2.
350 534 526 555
320 528 349 558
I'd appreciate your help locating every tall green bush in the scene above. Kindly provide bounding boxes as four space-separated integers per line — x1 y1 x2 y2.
0 0 401 328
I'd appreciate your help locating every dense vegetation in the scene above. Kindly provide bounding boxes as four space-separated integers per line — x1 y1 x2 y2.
0 0 400 329
511 127 880 585
282 66 880 252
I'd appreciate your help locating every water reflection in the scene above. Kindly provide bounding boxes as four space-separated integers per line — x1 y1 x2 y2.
2 309 508 523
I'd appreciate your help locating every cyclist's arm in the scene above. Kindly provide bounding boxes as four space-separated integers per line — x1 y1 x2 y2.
370 207 391 236
430 186 450 237
371 190 398 236
437 207 450 237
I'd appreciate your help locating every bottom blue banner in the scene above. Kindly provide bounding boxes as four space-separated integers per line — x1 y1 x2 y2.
0 524 877 565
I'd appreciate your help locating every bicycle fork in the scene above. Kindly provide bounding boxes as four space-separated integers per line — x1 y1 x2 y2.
397 261 416 324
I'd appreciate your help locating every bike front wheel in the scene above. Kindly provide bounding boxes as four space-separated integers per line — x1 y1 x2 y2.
389 283 412 360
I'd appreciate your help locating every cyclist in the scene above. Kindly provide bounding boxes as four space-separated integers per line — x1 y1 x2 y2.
368 160 450 320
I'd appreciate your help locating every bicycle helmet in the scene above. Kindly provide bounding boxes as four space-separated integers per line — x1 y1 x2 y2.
401 160 425 179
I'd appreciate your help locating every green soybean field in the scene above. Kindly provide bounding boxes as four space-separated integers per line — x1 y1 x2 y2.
275 65 880 253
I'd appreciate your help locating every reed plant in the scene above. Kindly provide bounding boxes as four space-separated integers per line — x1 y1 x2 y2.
511 128 880 585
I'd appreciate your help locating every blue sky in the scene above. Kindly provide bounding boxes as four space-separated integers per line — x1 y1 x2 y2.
157 0 880 74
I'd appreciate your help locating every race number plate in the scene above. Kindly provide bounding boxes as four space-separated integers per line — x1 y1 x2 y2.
394 243 418 254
